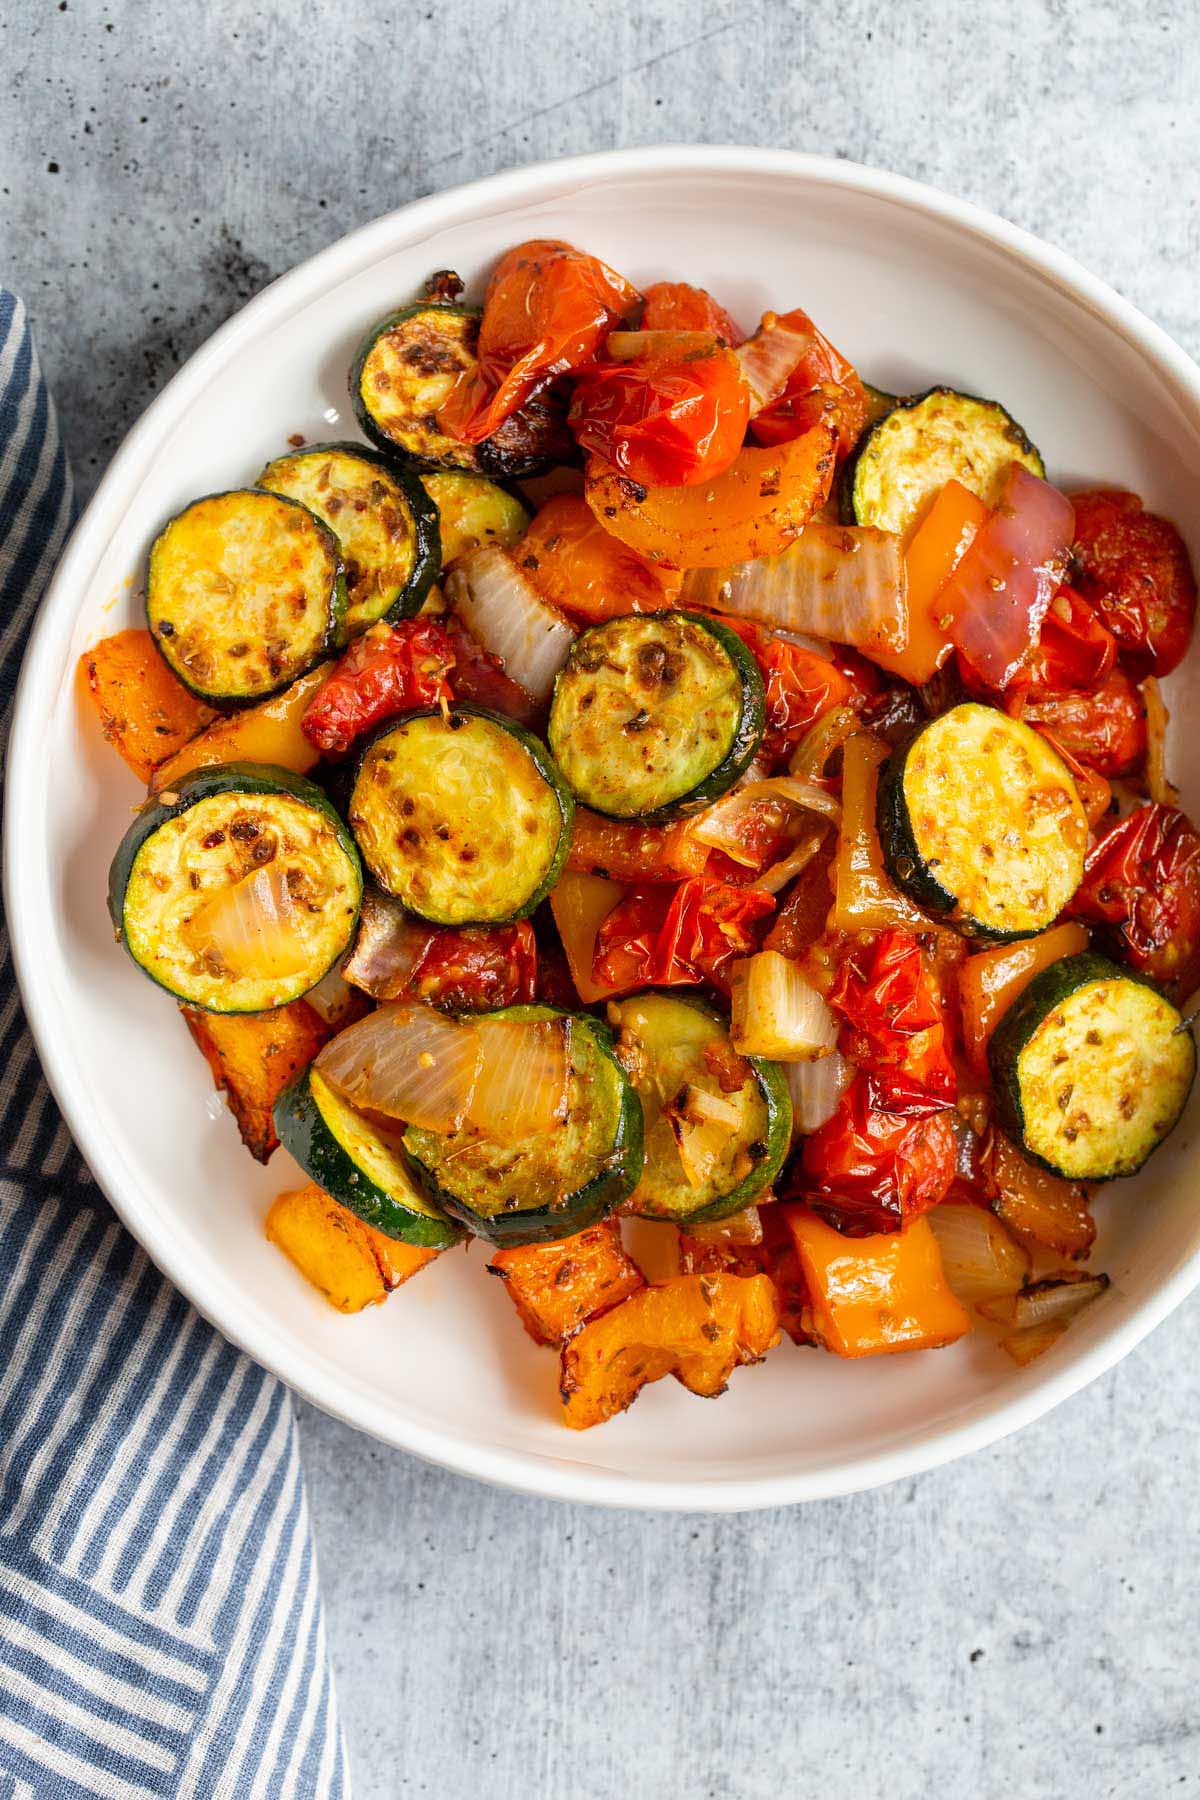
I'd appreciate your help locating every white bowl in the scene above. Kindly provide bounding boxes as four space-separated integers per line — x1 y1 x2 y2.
8 146 1200 1511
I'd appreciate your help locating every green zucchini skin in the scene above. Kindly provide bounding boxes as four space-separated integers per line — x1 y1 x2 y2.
876 704 1088 940
989 952 1196 1181
843 386 1044 534
609 989 792 1225
274 1067 463 1248
402 1006 644 1247
348 705 574 927
146 488 347 705
418 470 531 565
108 762 363 1013
258 440 440 637
548 611 765 823
350 303 566 479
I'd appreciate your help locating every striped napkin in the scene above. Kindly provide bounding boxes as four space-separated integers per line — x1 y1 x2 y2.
0 294 350 1796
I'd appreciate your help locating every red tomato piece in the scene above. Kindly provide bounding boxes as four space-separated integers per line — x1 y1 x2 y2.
828 928 958 1102
1070 802 1200 998
749 307 869 460
794 1072 959 1236
591 878 775 993
568 343 749 488
407 922 537 1011
715 615 856 764
640 280 744 343
1021 665 1147 777
1026 587 1117 692
1071 489 1197 677
300 619 454 755
438 239 638 444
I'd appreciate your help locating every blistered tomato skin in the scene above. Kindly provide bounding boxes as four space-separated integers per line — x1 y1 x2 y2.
1070 489 1197 677
795 1073 959 1236
750 307 869 459
568 347 750 489
1071 802 1200 1000
640 281 744 344
1021 665 1147 777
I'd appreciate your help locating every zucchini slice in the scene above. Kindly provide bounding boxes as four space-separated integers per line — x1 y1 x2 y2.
350 303 568 478
419 471 530 565
402 1006 643 1246
108 763 363 1013
348 706 573 926
274 1065 463 1247
607 991 791 1224
258 441 439 637
989 952 1195 1180
877 703 1088 939
548 611 764 821
845 387 1044 534
146 489 345 703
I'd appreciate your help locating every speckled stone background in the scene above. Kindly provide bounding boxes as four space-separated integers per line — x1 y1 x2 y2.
5 2 1200 1795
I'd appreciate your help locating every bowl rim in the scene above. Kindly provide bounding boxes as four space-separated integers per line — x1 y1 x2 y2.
8 142 1200 1511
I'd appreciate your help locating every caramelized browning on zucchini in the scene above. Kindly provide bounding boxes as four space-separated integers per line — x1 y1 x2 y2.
559 1272 781 1428
846 387 1044 534
487 1218 645 1345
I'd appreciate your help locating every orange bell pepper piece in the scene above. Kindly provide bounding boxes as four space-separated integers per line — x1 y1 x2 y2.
548 870 627 1003
267 1182 440 1313
987 1135 1096 1260
583 419 836 570
782 1206 969 1357
82 629 216 783
957 921 1091 1073
180 998 337 1163
518 492 681 620
150 663 330 792
869 479 990 684
559 1273 781 1428
488 1219 645 1346
565 808 709 884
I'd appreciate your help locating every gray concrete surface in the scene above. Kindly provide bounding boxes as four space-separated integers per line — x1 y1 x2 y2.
4 1 1199 1794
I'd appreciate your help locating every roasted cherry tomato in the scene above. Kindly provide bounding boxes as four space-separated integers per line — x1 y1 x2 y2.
592 878 774 993
716 614 856 764
1071 802 1200 999
568 342 750 488
794 1072 959 1235
301 618 453 755
1070 489 1197 677
1026 587 1117 692
1021 665 1147 777
828 928 957 1102
407 921 537 1011
438 238 638 444
750 307 869 459
640 281 744 344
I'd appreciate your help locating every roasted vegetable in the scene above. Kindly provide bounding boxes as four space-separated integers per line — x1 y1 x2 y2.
181 996 336 1162
109 764 362 1013
845 387 1043 534
149 665 329 792
986 1134 1096 1260
258 441 440 636
146 489 345 702
988 951 1195 1180
876 704 1088 938
487 1218 645 1345
82 629 215 783
783 1206 970 1358
419 470 530 564
957 922 1090 1073
548 612 764 820
559 1272 781 1428
266 1181 441 1312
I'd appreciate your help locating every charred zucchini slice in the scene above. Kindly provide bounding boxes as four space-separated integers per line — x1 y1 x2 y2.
989 952 1195 1180
258 441 439 636
607 991 791 1224
548 611 764 821
108 763 362 1013
274 1065 463 1247
846 387 1044 534
348 706 573 926
146 489 345 703
350 303 568 478
419 471 530 565
877 703 1088 939
402 1006 642 1246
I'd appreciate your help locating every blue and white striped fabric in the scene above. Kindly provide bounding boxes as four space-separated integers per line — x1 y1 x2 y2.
0 293 351 1798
